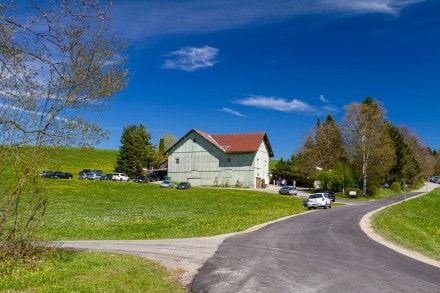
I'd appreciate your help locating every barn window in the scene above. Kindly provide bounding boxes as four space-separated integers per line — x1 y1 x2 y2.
175 158 180 164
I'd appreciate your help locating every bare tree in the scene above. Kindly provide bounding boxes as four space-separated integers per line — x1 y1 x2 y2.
0 0 127 254
400 126 436 180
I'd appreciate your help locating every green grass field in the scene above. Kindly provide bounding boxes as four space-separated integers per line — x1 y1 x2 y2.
1 147 439 292
38 179 304 240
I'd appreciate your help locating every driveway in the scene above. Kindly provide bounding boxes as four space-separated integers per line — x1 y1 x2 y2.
58 184 440 291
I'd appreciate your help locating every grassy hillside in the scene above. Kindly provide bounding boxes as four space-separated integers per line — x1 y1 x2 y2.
39 147 118 176
371 189 440 261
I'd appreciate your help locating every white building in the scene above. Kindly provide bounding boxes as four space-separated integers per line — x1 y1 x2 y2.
165 129 274 188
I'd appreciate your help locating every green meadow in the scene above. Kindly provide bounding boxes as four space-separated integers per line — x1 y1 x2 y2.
1 147 439 292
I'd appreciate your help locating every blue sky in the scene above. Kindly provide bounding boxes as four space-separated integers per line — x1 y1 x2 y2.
94 0 439 159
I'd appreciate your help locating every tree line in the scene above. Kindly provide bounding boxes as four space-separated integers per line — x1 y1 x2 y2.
272 97 440 196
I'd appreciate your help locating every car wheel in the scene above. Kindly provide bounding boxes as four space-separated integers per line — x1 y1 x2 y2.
324 205 327 209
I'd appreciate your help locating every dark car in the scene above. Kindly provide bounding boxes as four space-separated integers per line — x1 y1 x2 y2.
148 173 160 182
100 173 113 181
51 171 73 179
78 169 91 176
316 190 336 202
134 175 148 183
176 182 191 189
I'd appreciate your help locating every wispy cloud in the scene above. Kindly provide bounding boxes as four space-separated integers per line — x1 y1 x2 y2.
161 46 219 72
111 1 426 42
319 94 329 103
234 95 317 113
222 107 246 117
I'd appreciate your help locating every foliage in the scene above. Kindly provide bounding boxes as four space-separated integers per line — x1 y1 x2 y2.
387 123 419 183
342 97 395 196
115 124 156 177
157 133 177 165
314 114 347 170
371 189 440 261
0 0 126 261
292 114 349 188
400 126 436 180
390 182 402 192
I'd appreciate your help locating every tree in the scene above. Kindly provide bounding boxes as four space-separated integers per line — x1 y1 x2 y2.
295 115 347 188
156 133 177 164
399 126 435 181
315 114 347 170
0 0 127 255
387 123 420 184
115 124 156 177
342 97 394 196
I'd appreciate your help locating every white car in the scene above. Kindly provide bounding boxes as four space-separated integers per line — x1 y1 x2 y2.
303 193 331 209
111 173 129 182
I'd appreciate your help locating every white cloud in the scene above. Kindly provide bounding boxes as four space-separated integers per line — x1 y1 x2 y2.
111 1 426 42
161 46 219 72
234 95 316 113
222 107 246 117
320 94 329 103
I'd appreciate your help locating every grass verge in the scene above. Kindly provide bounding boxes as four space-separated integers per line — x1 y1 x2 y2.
371 188 440 261
0 248 185 293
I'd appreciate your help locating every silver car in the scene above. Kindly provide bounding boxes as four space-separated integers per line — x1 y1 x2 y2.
278 186 297 195
303 193 332 209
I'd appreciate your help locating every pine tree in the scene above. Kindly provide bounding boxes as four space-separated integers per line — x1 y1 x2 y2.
115 125 156 177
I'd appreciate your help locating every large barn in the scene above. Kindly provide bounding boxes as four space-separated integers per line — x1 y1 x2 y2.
165 129 274 188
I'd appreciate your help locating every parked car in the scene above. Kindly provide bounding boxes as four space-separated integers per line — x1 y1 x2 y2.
100 173 113 181
278 185 297 195
86 172 102 180
176 182 191 189
160 180 174 188
78 169 91 176
303 193 332 209
78 172 88 180
50 171 73 179
316 190 336 202
148 173 160 182
134 175 148 183
111 173 129 182
39 170 54 178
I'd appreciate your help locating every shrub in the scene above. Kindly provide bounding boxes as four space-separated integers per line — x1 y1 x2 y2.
391 182 402 192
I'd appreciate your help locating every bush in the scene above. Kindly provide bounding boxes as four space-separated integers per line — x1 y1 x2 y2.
391 182 402 192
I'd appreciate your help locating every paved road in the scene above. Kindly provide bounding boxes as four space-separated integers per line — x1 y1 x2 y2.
189 192 440 292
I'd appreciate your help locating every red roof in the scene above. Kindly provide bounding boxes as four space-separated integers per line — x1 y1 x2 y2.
193 129 274 157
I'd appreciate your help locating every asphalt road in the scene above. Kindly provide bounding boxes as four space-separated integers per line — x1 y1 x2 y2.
189 192 440 293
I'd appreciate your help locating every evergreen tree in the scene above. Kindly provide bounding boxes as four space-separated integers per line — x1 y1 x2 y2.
115 124 156 177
